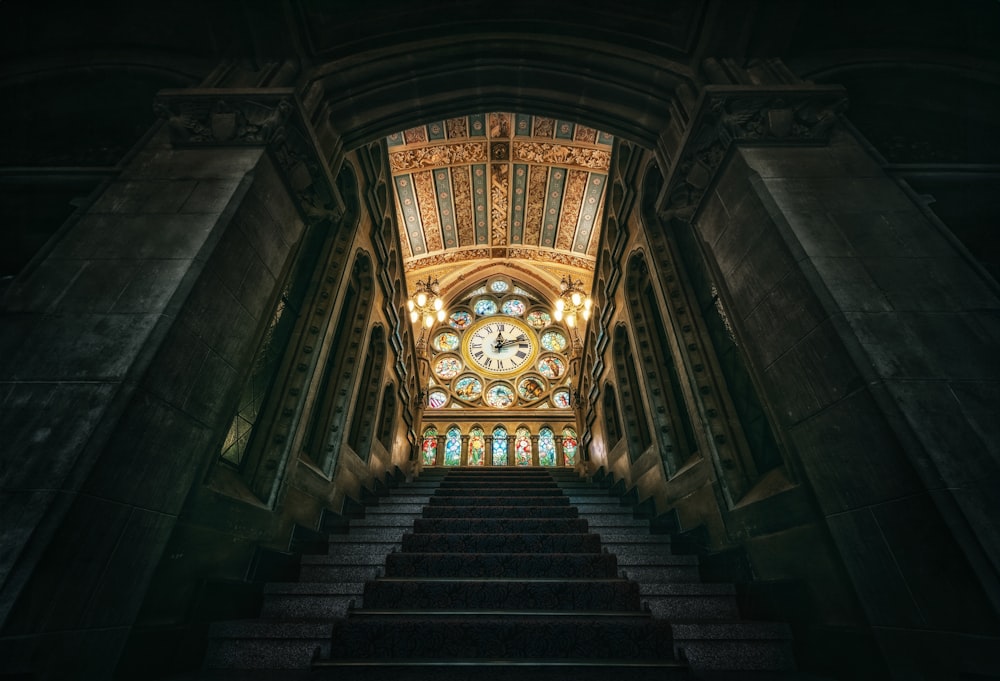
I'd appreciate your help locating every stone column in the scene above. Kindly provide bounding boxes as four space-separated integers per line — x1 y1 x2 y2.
484 435 494 466
530 435 540 466
436 435 446 466
460 434 470 466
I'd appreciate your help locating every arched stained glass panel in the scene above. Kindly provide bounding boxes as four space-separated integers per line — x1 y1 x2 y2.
538 427 556 466
515 427 532 466
562 427 578 466
492 427 508 465
421 427 438 466
444 426 462 466
469 426 485 466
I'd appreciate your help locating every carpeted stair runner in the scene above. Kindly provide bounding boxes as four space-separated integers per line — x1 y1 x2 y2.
312 467 687 680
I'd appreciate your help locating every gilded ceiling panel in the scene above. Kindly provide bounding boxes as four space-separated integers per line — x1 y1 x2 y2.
388 113 613 290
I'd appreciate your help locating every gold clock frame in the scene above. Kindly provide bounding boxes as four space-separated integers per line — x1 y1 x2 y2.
460 315 539 378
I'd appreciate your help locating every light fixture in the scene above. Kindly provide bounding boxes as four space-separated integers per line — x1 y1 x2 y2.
407 275 447 328
552 276 592 329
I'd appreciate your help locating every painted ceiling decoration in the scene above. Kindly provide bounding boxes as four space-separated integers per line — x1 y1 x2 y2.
388 113 614 297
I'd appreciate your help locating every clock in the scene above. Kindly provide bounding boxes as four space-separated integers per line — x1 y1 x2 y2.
461 316 538 377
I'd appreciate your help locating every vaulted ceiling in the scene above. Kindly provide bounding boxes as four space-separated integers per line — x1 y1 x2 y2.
388 112 613 299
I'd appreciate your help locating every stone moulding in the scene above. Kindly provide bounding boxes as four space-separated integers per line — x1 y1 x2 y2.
153 87 344 224
657 84 849 224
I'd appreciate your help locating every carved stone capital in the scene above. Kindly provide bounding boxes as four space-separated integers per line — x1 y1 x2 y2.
154 88 343 225
657 85 848 224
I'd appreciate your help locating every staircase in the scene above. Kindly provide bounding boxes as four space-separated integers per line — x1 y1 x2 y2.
201 467 801 679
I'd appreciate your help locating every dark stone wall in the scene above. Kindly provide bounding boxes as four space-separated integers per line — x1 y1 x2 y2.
694 129 1000 675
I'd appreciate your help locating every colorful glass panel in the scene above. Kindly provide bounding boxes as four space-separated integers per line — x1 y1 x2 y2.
453 376 482 402
515 426 532 466
427 390 448 409
449 310 473 330
513 286 536 299
490 280 509 293
526 310 551 329
469 426 485 466
517 376 545 401
492 427 508 465
444 426 462 466
485 383 515 408
562 427 578 466
501 299 525 316
434 356 462 379
434 331 460 352
421 427 438 465
474 298 498 316
538 355 564 380
553 389 571 408
538 427 556 466
541 330 568 352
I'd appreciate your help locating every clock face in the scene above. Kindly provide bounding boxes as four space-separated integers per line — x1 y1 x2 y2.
461 316 538 376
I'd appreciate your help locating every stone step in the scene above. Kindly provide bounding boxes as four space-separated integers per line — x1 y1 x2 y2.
671 621 796 672
608 546 694 564
384 552 619 579
205 620 331 670
310 658 690 681
412 517 589 534
421 505 578 518
297 564 382 583
429 495 570 506
362 577 641 611
401 532 602 554
260 582 363 619
434 488 564 497
619 565 702 583
597 532 671 544
363 504 427 514
639 583 740 620
328 614 676 660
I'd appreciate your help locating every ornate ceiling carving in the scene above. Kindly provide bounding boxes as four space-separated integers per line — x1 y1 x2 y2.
389 113 613 295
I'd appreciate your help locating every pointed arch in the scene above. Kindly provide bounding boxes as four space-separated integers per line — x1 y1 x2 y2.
562 427 578 466
444 425 462 466
468 425 486 466
514 426 532 466
421 426 439 466
492 425 508 466
613 324 651 462
348 325 386 461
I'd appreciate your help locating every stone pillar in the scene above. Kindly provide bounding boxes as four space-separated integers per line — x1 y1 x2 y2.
530 435 540 466
436 435 446 466
484 435 493 466
460 434 470 466
555 437 565 467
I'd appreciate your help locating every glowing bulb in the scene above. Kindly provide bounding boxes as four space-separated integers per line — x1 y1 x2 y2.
584 298 592 310
555 299 565 311
410 310 419 323
554 308 563 321
567 313 576 328
407 300 415 312
424 314 434 328
582 308 591 321
433 298 443 311
416 292 427 307
436 309 446 322
571 292 581 306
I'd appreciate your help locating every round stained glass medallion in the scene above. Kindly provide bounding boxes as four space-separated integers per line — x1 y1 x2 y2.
552 389 571 408
490 279 510 294
453 376 483 402
473 298 498 316
485 383 516 408
434 331 460 352
540 330 568 352
537 355 564 380
427 390 448 409
449 310 473 330
433 356 462 380
501 299 526 316
525 310 551 329
517 376 546 401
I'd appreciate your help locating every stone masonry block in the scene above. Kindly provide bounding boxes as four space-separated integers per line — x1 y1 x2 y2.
810 256 893 313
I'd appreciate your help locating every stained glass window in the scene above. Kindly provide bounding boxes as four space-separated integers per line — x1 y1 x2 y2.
490 280 509 293
526 310 550 328
485 383 515 408
445 426 462 466
538 355 564 380
434 331 460 352
454 376 483 402
449 310 473 330
492 427 508 465
541 330 568 352
427 390 448 409
474 298 498 316
562 427 578 466
553 389 571 408
469 426 485 466
501 299 525 316
515 426 532 466
538 427 556 466
517 376 545 401
434 356 462 379
422 427 438 465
